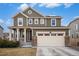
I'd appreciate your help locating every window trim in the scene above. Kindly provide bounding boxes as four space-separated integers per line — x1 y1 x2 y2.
29 18 33 24
76 24 78 30
28 10 32 14
18 18 23 26
40 18 44 24
34 18 39 24
51 18 56 26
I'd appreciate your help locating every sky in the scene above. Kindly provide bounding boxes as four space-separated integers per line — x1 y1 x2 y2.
0 3 79 32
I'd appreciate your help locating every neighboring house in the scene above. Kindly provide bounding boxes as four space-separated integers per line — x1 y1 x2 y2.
68 17 79 47
9 7 69 47
0 25 3 39
3 32 9 40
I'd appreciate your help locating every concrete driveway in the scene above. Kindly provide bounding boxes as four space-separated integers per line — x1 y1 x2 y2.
36 47 79 56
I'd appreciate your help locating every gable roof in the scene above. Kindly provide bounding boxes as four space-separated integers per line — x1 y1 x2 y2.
68 17 79 26
12 7 62 19
23 7 44 17
0 25 3 30
12 12 28 18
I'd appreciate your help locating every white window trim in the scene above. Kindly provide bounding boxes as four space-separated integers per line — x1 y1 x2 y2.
28 10 32 14
76 24 78 30
51 18 56 26
26 18 28 26
29 18 33 24
18 18 23 26
40 18 44 24
34 18 39 24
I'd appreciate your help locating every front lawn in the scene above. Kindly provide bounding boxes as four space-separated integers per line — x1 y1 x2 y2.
0 48 36 56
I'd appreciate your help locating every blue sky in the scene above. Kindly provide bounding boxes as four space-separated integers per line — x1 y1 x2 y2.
0 3 79 32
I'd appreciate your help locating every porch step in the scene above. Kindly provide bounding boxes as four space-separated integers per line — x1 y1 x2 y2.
21 42 32 48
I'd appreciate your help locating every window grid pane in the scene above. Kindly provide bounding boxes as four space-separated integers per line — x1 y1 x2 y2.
18 18 23 26
34 19 38 24
29 18 33 24
40 19 44 24
51 18 56 26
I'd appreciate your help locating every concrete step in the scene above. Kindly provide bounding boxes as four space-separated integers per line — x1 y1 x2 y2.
21 42 32 48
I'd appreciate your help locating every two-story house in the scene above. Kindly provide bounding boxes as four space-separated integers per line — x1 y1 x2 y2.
9 7 69 47
0 25 3 39
68 17 79 47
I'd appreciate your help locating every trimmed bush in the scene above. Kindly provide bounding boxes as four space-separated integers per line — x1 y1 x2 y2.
0 39 19 48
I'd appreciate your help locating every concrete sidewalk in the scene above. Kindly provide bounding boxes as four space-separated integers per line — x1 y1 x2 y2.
36 47 79 56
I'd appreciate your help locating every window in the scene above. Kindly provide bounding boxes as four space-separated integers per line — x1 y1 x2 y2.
51 18 56 26
58 33 63 36
34 18 39 24
40 18 44 24
29 18 33 24
76 24 79 30
28 10 32 14
18 18 23 26
45 33 50 36
38 34 43 36
51 33 56 36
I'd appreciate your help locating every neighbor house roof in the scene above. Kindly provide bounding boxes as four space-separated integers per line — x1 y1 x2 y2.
0 25 3 30
68 17 79 26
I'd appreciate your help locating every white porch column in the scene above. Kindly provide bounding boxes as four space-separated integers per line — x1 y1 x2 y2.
17 28 19 41
32 29 33 36
9 29 12 41
24 28 26 43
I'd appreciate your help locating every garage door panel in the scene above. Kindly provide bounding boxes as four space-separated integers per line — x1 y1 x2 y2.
37 31 65 46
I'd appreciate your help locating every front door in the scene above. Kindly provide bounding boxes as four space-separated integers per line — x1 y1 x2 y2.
26 29 32 42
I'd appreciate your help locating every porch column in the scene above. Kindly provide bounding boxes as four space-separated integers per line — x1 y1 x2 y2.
9 29 12 41
32 29 33 36
24 28 26 43
17 28 19 41
14 30 15 38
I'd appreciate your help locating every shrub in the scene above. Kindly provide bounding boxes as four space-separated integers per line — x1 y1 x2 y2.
0 39 19 48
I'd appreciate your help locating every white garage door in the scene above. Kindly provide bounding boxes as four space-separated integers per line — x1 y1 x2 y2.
36 31 65 46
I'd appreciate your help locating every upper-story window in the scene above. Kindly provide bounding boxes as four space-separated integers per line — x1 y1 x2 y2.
29 18 33 24
34 18 39 24
18 18 23 26
28 10 32 15
51 18 56 26
76 24 79 30
40 18 44 24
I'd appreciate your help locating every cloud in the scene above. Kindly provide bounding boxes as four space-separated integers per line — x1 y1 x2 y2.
18 3 29 11
5 19 12 26
39 3 74 8
64 3 74 8
39 3 62 8
29 3 37 7
0 19 4 25
73 16 79 19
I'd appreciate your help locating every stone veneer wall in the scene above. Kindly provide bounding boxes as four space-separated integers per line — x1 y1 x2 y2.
65 36 70 47
32 36 37 46
69 38 79 48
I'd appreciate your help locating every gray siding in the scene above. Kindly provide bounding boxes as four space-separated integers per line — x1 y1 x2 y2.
69 18 79 38
13 8 61 27
0 28 3 39
13 13 27 26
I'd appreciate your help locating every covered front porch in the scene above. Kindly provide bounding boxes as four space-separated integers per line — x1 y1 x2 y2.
9 28 33 47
